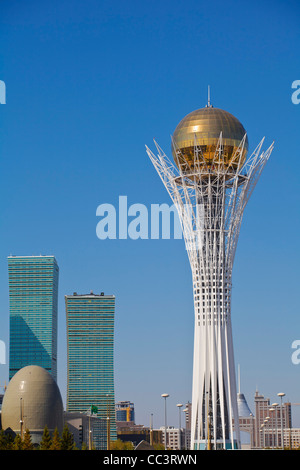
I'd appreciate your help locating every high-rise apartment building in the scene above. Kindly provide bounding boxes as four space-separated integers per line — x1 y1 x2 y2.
253 390 291 448
8 255 59 381
65 291 116 449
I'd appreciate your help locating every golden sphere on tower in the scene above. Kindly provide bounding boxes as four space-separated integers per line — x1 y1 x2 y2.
172 106 248 177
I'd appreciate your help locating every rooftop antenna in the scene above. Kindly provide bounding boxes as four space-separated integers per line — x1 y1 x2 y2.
206 85 212 108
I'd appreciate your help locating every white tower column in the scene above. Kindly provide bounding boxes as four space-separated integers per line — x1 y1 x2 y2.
146 123 273 450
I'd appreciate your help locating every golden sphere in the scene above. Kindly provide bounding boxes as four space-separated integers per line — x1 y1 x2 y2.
172 106 248 177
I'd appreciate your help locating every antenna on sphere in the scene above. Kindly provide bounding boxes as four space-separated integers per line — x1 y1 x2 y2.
206 85 212 108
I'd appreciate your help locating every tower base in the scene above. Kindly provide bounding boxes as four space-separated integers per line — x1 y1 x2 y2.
193 439 239 450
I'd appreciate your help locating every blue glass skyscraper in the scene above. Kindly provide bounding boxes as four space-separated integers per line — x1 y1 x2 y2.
65 292 116 450
8 255 59 381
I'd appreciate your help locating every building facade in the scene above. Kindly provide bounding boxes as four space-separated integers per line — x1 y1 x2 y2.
116 401 135 423
253 390 291 448
156 426 185 450
282 428 300 449
64 411 100 450
8 255 59 381
65 292 116 449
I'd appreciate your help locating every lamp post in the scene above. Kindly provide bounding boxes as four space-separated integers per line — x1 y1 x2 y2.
260 425 264 450
20 398 24 440
150 413 153 447
263 421 268 448
265 416 270 447
183 407 188 450
106 394 111 451
277 392 285 449
177 404 183 450
263 419 269 448
272 403 279 448
161 394 169 450
269 408 275 449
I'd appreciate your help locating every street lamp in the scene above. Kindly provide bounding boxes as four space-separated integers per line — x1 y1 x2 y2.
150 413 153 447
265 417 270 447
272 403 279 448
260 424 264 449
269 408 275 449
263 419 269 448
176 404 183 450
183 407 188 450
161 394 169 450
277 392 285 449
106 393 112 451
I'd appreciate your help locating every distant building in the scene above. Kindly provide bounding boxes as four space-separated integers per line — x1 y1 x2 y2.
155 426 185 450
8 255 59 381
117 424 163 448
116 401 135 423
65 291 116 449
234 371 255 448
64 411 99 449
282 428 300 449
253 390 291 448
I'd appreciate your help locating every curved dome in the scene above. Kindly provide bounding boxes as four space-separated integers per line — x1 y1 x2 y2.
1 365 63 440
172 106 248 177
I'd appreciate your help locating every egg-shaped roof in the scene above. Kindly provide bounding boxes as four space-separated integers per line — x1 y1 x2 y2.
1 365 63 434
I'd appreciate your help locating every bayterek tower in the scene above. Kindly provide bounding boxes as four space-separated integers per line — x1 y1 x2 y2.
146 96 273 450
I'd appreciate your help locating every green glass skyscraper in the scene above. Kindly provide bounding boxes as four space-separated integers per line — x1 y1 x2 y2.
8 255 59 381
65 292 116 450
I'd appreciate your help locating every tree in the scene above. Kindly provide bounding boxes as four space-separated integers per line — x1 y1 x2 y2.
61 424 76 450
39 426 52 450
49 427 61 450
110 439 134 450
23 429 34 450
0 429 11 450
3 431 14 450
12 434 23 450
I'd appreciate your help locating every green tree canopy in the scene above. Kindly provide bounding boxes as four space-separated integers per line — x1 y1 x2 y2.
39 426 52 450
23 429 34 450
110 439 134 450
0 429 13 450
12 433 23 450
61 424 76 450
49 427 61 450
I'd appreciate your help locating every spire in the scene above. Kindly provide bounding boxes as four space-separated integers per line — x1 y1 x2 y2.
206 85 213 108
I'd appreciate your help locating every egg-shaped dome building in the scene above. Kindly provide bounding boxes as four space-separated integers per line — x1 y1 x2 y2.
172 105 248 178
1 365 63 444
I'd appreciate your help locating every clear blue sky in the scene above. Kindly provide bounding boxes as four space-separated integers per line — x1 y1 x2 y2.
0 0 299 430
